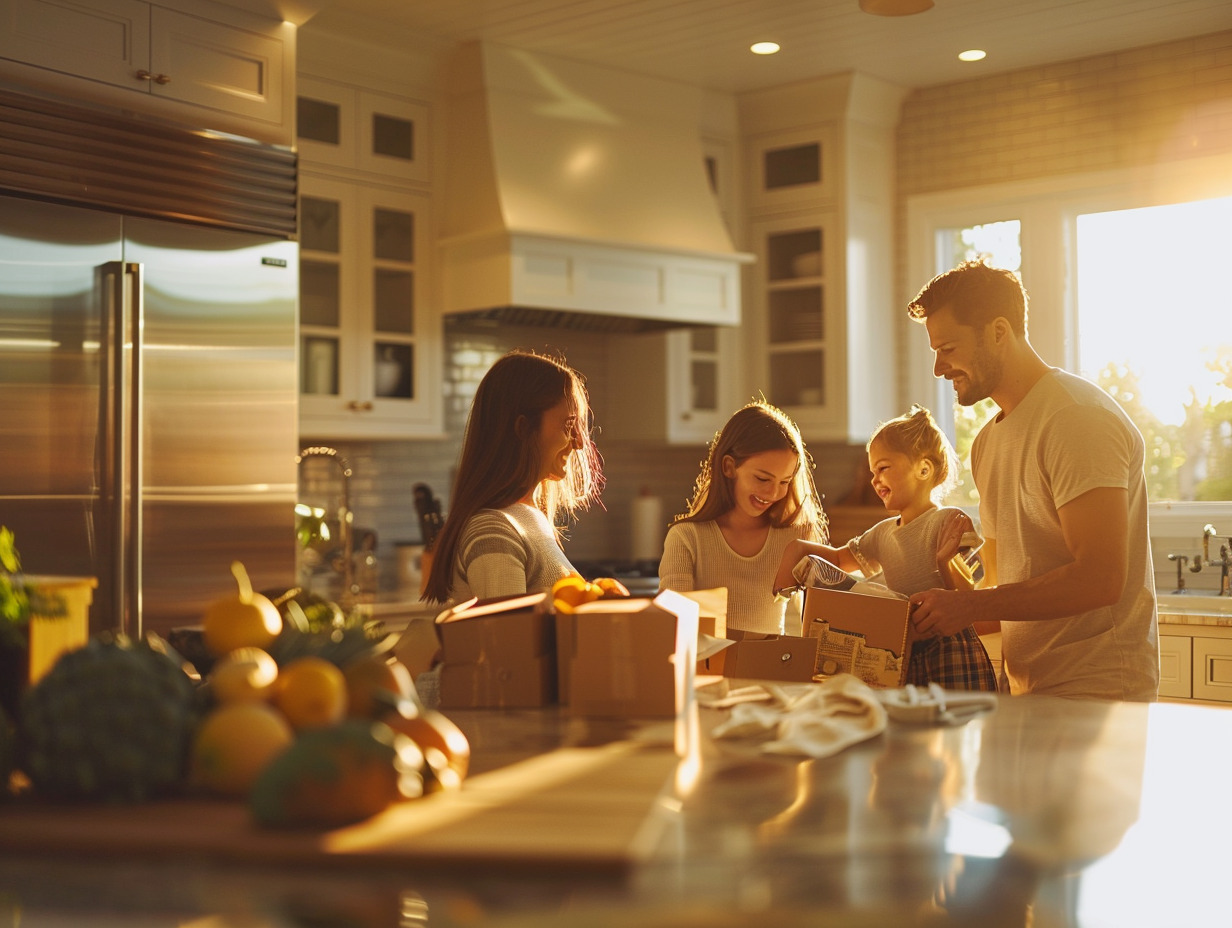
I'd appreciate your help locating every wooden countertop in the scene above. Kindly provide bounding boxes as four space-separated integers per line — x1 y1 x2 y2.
2 690 1231 927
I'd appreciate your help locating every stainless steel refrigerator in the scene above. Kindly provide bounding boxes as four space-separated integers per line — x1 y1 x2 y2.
0 194 299 638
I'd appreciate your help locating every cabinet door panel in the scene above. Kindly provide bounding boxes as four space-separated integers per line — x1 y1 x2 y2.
1157 634 1192 699
0 0 151 87
150 8 284 122
1193 636 1232 702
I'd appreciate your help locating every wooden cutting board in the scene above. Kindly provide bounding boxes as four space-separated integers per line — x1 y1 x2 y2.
0 740 677 874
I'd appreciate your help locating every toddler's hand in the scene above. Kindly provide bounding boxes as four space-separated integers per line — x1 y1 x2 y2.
936 510 973 569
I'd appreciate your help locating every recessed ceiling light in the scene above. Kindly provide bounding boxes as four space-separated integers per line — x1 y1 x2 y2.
959 49 987 62
750 42 780 55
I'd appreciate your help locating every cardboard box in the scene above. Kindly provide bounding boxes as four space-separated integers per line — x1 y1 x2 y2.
436 592 557 708
558 589 699 718
718 629 820 682
802 587 914 688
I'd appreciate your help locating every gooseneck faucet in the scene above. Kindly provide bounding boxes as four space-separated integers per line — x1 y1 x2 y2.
296 446 356 607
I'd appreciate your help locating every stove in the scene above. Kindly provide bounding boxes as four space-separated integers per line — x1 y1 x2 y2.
571 559 661 596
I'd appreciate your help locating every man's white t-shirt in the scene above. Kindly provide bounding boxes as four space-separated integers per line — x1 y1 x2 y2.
972 369 1159 701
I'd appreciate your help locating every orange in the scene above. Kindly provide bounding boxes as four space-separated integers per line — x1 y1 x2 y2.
210 647 279 705
552 574 601 613
275 656 348 730
343 655 413 719
190 702 294 797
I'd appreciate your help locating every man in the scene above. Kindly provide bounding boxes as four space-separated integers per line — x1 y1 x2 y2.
906 259 1159 701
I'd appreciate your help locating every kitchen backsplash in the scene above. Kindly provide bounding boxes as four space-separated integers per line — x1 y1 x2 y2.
299 322 869 594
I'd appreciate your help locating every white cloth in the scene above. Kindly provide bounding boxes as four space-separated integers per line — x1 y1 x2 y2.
708 674 888 758
972 369 1159 701
448 503 576 603
848 507 981 596
658 521 816 634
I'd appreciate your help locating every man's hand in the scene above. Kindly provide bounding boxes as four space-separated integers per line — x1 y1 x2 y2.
909 587 985 638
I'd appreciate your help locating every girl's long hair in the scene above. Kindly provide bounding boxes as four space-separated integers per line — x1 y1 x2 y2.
673 400 827 539
422 349 604 603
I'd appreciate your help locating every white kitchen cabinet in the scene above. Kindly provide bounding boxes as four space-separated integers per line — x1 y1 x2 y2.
747 210 846 439
746 125 837 214
606 326 742 445
0 0 293 143
1158 623 1232 704
298 172 442 440
1158 633 1193 699
297 75 430 183
738 76 903 444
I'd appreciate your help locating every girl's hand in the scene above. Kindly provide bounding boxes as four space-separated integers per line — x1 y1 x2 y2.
773 539 809 596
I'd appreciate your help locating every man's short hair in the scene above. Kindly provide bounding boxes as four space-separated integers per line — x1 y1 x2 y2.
907 257 1029 336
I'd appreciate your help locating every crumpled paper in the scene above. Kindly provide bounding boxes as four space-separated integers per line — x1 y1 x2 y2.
707 673 887 758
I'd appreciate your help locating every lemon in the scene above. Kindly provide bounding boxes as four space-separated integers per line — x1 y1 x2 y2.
275 656 348 730
202 561 282 656
211 647 279 705
190 702 294 797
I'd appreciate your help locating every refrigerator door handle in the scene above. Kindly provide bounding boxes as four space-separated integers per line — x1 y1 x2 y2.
100 261 144 637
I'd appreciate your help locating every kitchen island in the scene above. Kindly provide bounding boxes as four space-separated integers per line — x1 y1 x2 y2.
2 688 1230 927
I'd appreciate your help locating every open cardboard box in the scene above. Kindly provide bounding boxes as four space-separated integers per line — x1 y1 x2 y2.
678 586 818 682
802 586 915 688
436 592 557 708
718 628 820 682
557 589 699 718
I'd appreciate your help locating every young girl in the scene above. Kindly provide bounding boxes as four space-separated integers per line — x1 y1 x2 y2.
658 401 828 634
774 405 998 691
422 349 606 605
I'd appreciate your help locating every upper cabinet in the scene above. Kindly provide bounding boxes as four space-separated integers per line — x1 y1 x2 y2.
0 0 294 144
739 75 905 443
295 70 442 440
297 75 430 182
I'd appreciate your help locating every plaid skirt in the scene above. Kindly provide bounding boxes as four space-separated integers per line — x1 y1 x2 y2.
906 625 1000 692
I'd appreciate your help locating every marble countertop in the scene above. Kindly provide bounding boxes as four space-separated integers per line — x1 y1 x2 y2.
2 690 1231 927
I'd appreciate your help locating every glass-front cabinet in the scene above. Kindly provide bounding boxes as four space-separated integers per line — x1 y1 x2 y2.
750 211 843 438
298 173 440 439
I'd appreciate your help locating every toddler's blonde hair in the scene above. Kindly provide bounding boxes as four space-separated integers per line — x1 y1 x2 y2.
867 405 960 504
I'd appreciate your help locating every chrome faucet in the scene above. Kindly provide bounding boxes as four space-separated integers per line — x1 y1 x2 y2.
296 446 356 607
1190 523 1219 571
1167 553 1189 593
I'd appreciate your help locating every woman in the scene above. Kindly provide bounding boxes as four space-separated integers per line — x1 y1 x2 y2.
421 349 605 605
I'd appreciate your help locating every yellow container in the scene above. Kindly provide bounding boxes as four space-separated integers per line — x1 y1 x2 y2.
24 575 97 684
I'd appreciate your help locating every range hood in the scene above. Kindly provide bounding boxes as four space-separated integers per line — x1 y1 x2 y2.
440 43 753 333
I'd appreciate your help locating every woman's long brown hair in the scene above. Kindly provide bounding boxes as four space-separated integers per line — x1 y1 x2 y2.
422 349 604 603
674 400 827 539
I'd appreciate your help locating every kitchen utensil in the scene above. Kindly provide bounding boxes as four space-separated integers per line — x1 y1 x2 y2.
413 483 444 552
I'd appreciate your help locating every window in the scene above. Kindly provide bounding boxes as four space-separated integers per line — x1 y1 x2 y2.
1077 200 1232 502
910 173 1232 514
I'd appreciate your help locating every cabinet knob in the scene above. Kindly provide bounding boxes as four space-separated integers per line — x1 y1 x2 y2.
347 400 374 412
135 70 172 85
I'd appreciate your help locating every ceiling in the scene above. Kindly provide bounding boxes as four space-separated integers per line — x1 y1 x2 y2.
300 0 1232 94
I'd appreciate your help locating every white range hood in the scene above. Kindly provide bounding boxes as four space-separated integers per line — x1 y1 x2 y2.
439 42 753 333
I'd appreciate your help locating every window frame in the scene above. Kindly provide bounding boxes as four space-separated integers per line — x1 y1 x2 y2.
904 152 1232 528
